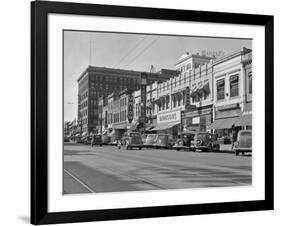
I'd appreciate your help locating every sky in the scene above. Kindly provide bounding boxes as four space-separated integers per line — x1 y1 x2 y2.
64 30 251 122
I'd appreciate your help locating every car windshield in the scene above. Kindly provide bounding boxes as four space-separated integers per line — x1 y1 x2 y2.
147 134 156 141
182 134 195 139
196 133 210 139
130 133 141 138
157 135 167 142
240 131 251 138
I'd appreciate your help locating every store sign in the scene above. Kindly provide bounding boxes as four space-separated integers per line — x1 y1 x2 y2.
157 110 181 124
192 117 200 124
217 103 239 111
127 94 134 123
140 73 147 123
185 87 190 109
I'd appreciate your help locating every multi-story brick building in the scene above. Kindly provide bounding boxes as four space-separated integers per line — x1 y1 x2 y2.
77 66 178 134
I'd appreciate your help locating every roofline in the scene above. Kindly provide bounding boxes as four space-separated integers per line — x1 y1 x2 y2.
213 47 252 66
174 54 213 66
77 66 178 83
77 66 90 83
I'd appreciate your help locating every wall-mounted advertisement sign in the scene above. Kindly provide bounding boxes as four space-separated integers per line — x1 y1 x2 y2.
157 110 181 124
192 117 200 124
185 86 190 109
127 94 134 123
140 73 147 123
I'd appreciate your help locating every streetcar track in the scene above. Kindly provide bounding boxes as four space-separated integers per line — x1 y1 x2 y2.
64 168 95 193
92 163 170 190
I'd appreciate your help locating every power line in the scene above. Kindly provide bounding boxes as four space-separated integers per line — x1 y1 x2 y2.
112 36 147 68
124 37 160 68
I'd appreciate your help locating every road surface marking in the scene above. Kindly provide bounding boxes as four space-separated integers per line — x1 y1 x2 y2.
64 169 95 193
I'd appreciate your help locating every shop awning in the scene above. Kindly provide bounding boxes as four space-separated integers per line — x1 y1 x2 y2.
235 114 252 126
150 122 180 131
202 82 210 95
113 124 127 130
145 125 155 131
108 130 115 137
209 117 238 129
128 122 138 131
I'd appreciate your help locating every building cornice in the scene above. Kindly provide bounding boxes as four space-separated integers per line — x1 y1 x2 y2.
213 48 251 66
175 54 213 66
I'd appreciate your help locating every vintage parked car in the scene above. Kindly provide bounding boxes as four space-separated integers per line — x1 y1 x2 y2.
154 134 175 149
91 134 102 146
173 131 195 151
141 134 148 144
81 135 91 145
233 130 252 156
121 132 143 150
190 132 220 152
101 132 110 145
144 134 157 148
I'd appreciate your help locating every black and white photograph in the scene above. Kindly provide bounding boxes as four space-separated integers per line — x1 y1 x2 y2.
63 31 253 194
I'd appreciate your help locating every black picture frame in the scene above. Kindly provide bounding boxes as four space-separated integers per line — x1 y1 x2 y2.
31 0 274 224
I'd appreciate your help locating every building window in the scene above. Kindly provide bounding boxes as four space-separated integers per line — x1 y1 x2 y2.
217 79 225 100
230 74 239 97
248 73 252 94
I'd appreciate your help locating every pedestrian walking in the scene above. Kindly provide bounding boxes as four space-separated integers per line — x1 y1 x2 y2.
231 128 237 149
117 140 122 150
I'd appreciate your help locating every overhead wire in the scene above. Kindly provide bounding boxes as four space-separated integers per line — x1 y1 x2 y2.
124 37 160 68
112 36 147 68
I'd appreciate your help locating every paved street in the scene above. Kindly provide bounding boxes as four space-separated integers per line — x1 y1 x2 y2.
63 143 251 194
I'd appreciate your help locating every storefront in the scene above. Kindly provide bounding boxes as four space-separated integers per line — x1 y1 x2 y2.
151 110 181 138
181 105 212 132
234 102 252 130
112 122 127 139
209 103 242 142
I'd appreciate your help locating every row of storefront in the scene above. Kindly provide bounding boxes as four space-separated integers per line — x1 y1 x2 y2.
139 101 251 139
97 48 252 142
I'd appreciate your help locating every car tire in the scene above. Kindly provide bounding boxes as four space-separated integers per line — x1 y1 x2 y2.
236 150 239 156
139 147 142 150
176 148 180 151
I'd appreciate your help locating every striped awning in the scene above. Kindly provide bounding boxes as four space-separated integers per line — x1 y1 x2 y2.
150 122 180 131
209 117 238 129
